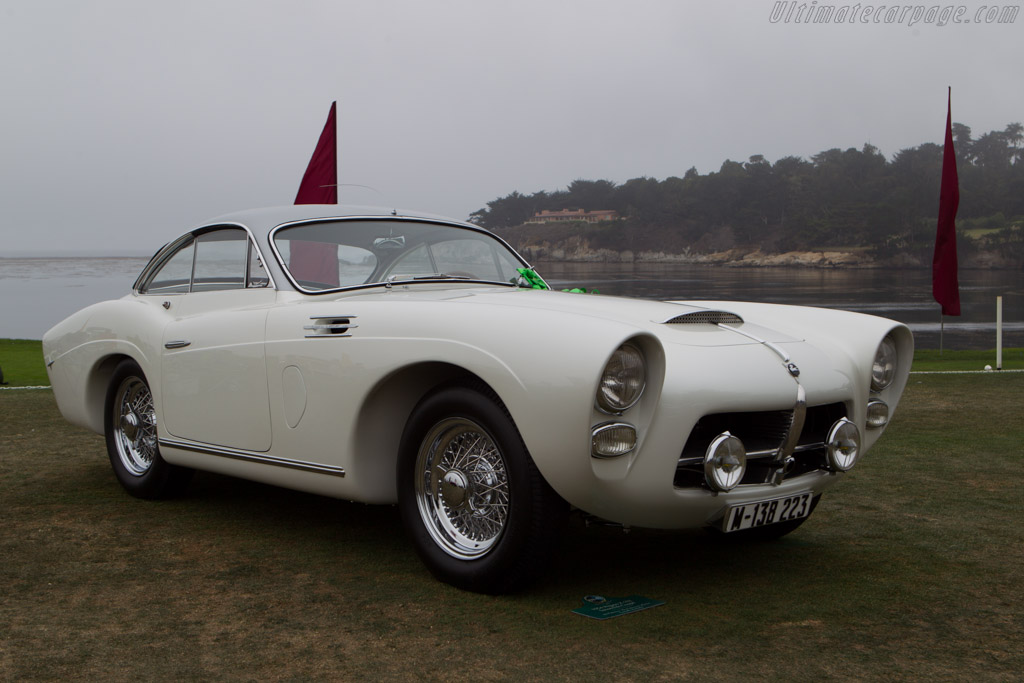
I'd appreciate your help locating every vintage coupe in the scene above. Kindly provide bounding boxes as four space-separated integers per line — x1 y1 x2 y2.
43 205 912 593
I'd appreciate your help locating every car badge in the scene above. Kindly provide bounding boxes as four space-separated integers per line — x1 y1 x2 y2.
786 362 800 377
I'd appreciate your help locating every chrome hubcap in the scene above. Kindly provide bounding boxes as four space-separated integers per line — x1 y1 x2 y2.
415 418 509 560
113 376 158 476
441 470 470 507
121 412 139 441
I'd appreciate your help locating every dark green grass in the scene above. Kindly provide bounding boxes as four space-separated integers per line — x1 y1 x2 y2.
0 339 48 386
2 376 1022 680
912 346 1023 371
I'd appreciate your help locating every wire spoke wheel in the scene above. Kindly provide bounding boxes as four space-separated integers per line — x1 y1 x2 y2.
415 417 510 559
112 375 159 476
399 385 566 593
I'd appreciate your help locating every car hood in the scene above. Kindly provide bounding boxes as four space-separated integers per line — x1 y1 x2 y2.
339 286 804 347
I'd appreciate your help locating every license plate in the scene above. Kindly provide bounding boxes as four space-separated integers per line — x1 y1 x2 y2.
722 492 813 532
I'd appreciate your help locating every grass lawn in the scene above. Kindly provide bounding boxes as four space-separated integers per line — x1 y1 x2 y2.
1 375 1021 680
912 347 1024 372
0 339 49 386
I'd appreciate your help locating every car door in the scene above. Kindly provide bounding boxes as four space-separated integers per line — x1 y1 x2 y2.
148 227 275 452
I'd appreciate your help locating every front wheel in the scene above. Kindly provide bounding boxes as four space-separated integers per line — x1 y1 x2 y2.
104 359 193 499
397 385 566 594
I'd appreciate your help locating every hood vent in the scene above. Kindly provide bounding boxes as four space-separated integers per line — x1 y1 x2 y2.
304 315 358 338
663 310 743 325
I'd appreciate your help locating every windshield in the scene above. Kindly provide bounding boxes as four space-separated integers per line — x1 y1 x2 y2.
272 219 528 292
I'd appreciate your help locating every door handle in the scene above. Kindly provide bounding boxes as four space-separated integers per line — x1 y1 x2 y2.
164 340 191 349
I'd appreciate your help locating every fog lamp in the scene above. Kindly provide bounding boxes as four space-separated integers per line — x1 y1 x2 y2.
826 418 861 471
591 423 637 458
866 399 889 428
704 432 746 492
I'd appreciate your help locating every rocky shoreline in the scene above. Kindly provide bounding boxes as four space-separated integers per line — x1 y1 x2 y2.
515 242 1021 269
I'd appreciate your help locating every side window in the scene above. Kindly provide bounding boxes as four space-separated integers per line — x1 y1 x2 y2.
247 241 270 288
141 239 195 294
192 229 247 292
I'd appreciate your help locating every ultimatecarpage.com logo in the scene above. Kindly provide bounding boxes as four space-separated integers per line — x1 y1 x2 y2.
768 2 1019 26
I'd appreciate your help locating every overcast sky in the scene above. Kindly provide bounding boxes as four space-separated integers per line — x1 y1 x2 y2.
2 0 1022 255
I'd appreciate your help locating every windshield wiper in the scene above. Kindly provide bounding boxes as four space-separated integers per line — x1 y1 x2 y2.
410 273 472 280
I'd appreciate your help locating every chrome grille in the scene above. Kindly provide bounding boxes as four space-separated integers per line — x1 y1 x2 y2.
673 402 846 488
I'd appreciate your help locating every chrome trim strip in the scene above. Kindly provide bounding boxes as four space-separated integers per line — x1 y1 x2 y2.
730 470 833 492
305 314 358 323
745 448 781 460
304 324 360 330
159 439 345 477
134 222 278 295
267 215 528 295
133 233 193 293
680 441 826 468
779 384 807 458
303 315 359 338
771 384 807 485
717 323 791 363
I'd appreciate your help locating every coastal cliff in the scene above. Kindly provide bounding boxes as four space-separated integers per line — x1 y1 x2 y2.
512 236 1022 269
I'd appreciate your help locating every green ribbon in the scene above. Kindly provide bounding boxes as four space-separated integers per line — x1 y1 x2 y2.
516 268 598 294
516 268 550 290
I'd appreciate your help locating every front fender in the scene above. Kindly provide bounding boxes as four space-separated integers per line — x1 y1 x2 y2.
43 298 166 434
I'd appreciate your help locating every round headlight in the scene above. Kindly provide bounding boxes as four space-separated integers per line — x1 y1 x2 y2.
596 343 646 413
826 418 861 471
704 432 747 492
871 336 897 391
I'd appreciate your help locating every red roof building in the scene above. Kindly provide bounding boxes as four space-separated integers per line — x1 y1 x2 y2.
525 209 619 224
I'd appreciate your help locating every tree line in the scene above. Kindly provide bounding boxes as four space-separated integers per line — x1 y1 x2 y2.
469 122 1024 258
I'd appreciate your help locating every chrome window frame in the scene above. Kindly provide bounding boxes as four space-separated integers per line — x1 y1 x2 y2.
134 222 277 295
268 215 530 295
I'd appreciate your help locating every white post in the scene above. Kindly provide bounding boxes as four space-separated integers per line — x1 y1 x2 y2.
996 296 1003 371
939 310 944 355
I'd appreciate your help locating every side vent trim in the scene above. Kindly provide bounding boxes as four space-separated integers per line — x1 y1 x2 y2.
304 315 358 338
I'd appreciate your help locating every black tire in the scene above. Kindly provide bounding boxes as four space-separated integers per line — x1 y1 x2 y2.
710 495 821 541
104 359 193 499
397 385 567 594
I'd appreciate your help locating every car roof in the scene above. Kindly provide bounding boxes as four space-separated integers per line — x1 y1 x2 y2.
201 205 469 235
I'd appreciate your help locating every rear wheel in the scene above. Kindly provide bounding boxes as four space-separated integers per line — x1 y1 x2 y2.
105 359 193 499
397 385 566 594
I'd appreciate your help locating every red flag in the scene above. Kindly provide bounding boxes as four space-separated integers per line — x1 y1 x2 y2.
290 102 339 286
932 88 960 316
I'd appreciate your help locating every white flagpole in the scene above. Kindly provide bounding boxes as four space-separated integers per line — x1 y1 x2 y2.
939 308 944 355
997 296 1003 371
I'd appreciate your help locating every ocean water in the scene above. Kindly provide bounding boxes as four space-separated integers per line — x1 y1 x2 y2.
0 257 150 341
1 257 1020 350
539 262 1023 351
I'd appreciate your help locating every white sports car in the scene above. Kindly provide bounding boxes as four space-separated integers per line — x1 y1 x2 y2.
43 205 912 593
